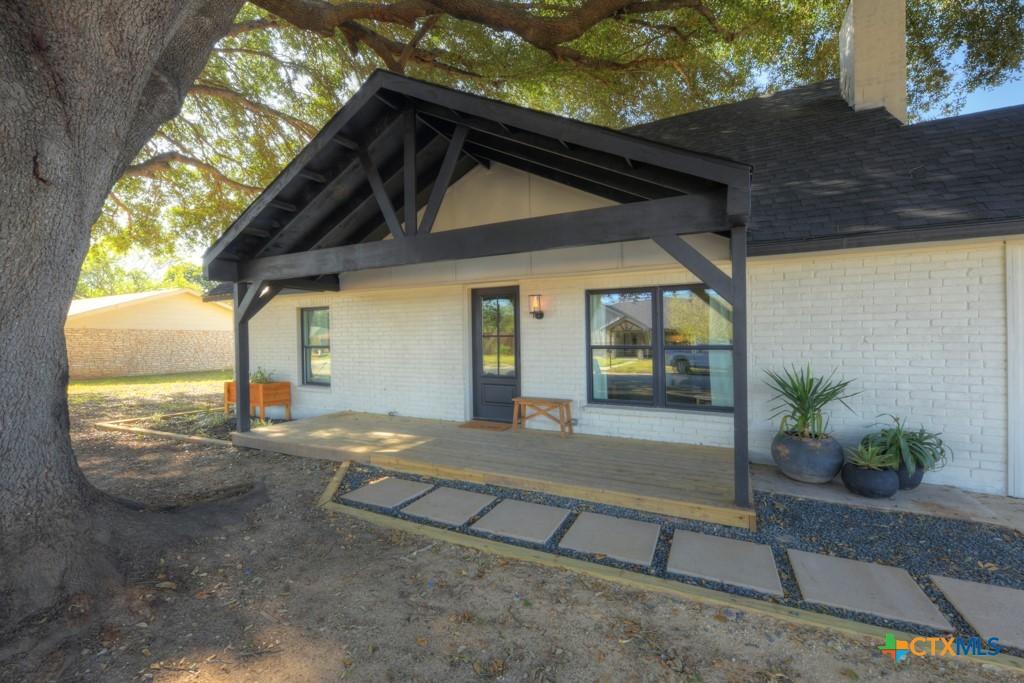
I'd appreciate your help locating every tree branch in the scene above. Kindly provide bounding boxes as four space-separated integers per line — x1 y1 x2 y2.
250 0 735 62
189 82 318 137
122 152 263 194
226 17 285 37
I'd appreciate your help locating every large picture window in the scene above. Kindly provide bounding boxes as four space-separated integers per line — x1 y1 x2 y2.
587 286 733 410
301 307 331 386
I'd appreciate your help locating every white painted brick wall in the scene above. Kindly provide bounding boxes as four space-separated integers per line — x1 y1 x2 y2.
748 244 1007 495
247 241 1010 495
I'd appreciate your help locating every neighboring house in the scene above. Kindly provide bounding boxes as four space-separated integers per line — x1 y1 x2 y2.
66 289 233 379
203 0 1024 499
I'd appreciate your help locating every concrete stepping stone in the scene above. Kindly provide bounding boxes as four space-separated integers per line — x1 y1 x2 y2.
788 549 951 630
558 512 660 567
340 477 431 509
667 531 783 597
931 575 1024 649
401 487 496 526
470 499 570 544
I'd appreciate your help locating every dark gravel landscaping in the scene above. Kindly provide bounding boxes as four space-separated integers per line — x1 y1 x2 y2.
335 463 1024 657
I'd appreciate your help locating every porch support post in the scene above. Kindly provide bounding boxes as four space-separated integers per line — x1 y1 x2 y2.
233 282 251 433
730 226 750 508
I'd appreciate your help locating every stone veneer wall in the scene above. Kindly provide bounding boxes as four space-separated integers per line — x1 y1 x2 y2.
66 328 233 379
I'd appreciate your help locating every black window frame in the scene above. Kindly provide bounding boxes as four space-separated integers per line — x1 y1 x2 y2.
300 307 331 387
585 285 734 413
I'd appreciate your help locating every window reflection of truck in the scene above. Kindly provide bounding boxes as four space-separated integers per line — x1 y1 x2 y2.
668 349 709 374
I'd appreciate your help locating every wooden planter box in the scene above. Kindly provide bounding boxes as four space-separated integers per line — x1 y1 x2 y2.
224 381 291 420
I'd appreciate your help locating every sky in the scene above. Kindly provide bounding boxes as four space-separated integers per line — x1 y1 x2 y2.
960 74 1024 114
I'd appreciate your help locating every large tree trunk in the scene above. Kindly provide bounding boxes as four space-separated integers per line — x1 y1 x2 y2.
0 1 256 632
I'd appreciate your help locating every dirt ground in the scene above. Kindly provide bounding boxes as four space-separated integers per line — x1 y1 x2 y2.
3 374 1020 682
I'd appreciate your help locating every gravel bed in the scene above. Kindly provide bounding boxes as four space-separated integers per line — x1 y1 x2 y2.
335 463 1024 656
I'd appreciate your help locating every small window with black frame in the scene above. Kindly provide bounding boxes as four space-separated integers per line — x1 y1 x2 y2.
301 307 331 386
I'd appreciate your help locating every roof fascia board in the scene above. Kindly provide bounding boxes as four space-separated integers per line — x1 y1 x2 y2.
203 72 390 265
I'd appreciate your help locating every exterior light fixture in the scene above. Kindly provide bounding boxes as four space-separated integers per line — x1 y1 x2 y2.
529 294 544 319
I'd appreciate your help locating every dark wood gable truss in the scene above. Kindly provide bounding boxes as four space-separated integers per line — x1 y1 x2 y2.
204 71 753 508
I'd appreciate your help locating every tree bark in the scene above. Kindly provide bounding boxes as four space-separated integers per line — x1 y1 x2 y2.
0 1 258 632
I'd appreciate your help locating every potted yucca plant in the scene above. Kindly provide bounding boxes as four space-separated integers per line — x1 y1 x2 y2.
841 443 899 498
860 415 950 490
764 364 858 483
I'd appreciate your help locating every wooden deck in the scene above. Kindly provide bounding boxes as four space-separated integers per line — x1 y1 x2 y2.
233 412 756 530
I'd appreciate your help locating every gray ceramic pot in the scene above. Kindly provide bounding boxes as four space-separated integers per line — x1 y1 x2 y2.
770 433 843 484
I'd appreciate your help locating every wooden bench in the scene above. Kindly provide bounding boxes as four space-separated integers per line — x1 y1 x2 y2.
224 381 292 421
512 397 574 437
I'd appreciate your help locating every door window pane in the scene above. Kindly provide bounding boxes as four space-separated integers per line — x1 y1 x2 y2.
497 298 515 334
481 337 500 377
498 335 516 377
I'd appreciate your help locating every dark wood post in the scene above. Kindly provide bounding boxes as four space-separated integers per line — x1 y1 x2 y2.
233 282 251 433
730 226 750 508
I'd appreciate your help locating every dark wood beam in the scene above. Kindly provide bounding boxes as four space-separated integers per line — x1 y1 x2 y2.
355 155 479 246
379 72 751 188
235 280 283 325
205 75 392 265
463 134 671 200
273 275 341 292
417 114 490 170
269 200 297 212
233 283 251 433
300 133 452 252
403 107 418 235
234 192 726 282
419 124 467 235
652 235 734 304
416 105 717 195
358 146 405 240
730 226 750 508
462 143 639 205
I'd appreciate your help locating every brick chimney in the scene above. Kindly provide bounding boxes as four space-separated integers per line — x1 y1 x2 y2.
839 0 908 123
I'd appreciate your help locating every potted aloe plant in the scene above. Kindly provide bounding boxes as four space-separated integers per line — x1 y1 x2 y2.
860 415 950 490
841 443 899 498
764 364 858 483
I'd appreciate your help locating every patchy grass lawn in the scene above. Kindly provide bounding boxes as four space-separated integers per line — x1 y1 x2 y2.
68 369 231 419
4 374 1015 681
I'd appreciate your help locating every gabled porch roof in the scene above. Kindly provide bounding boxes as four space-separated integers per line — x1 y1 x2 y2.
202 71 753 509
203 69 750 284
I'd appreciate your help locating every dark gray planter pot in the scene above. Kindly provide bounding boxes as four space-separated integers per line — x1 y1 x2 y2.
896 461 926 490
841 464 899 499
770 433 843 484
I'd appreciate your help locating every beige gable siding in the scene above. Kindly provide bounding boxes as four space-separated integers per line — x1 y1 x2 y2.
423 163 616 233
65 292 232 331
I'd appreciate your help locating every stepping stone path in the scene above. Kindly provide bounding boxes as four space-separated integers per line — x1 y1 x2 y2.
401 487 496 526
558 512 660 567
931 575 1024 650
788 550 952 630
667 531 783 596
341 477 432 509
471 499 570 544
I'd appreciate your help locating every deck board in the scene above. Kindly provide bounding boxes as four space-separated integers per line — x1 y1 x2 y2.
233 412 756 529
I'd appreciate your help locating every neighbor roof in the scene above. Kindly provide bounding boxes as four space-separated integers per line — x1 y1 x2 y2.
67 289 201 319
631 79 1024 254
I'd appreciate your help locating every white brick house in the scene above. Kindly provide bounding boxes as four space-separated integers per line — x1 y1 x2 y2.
205 0 1024 499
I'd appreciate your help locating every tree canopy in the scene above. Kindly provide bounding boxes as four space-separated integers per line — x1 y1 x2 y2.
95 0 1024 269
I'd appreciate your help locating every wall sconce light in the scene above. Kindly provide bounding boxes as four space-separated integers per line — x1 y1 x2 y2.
528 294 544 319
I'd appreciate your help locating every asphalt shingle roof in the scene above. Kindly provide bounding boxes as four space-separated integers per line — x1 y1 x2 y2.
630 79 1024 253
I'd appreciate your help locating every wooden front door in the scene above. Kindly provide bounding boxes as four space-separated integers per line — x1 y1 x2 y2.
472 287 520 422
